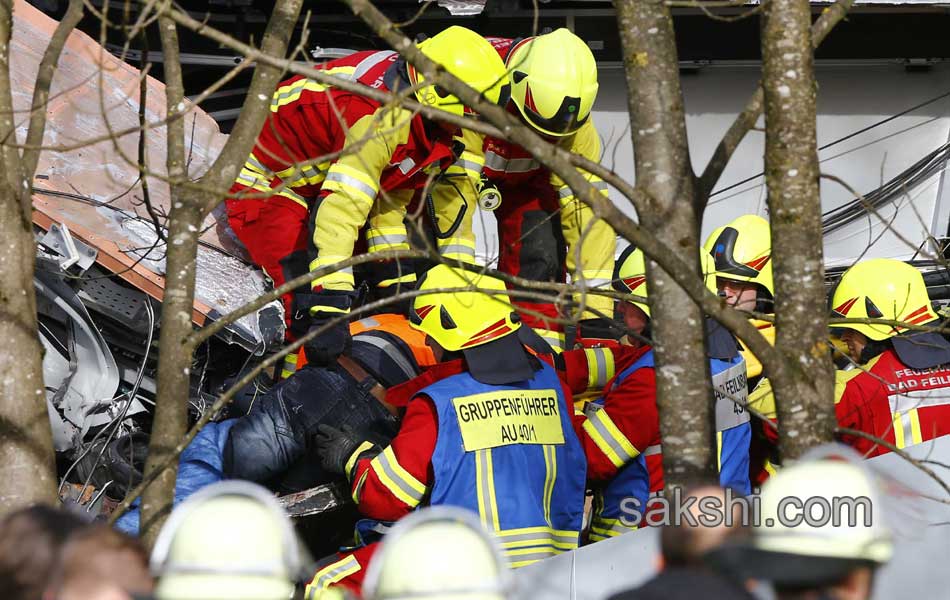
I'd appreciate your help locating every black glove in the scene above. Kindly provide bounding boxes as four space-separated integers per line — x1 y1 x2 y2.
304 318 352 366
298 291 355 366
313 424 378 478
578 318 624 342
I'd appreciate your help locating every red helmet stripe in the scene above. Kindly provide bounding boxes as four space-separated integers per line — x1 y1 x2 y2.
415 304 435 320
471 318 509 338
523 82 539 113
904 305 931 321
462 324 513 348
622 276 646 292
833 297 859 316
745 256 771 272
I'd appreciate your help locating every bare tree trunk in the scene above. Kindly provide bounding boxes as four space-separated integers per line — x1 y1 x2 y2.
139 0 303 544
0 0 84 513
139 11 190 545
614 0 715 488
761 0 836 458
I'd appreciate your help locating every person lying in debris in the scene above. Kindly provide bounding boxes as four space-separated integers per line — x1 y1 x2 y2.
222 312 435 492
304 265 587 597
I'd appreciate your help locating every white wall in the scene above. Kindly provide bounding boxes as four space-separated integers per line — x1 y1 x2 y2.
588 62 950 266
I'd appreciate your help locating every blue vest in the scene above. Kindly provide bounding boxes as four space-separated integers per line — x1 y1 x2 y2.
589 350 751 541
424 362 587 567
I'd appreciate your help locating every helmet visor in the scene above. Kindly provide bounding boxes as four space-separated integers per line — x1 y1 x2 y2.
521 94 588 136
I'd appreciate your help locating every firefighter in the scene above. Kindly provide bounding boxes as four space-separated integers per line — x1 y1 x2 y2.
224 26 507 370
561 246 751 541
703 215 778 484
444 29 616 351
307 265 587 594
361 507 510 600
709 444 893 600
751 258 950 457
150 481 310 600
703 214 775 384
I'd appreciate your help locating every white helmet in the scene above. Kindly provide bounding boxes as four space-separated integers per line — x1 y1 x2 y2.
150 481 308 600
711 444 893 588
362 507 510 600
754 445 893 565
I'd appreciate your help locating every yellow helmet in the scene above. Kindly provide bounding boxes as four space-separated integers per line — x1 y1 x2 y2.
410 265 520 352
408 26 507 118
703 214 774 296
831 258 938 341
612 245 717 317
506 28 599 137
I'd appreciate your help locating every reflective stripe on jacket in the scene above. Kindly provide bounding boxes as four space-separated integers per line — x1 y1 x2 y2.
587 350 751 541
425 362 587 567
231 50 459 292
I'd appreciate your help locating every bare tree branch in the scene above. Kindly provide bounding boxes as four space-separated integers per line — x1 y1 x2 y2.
21 0 83 181
696 0 854 204
761 0 836 458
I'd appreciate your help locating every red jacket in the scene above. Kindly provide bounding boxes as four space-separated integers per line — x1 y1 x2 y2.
751 344 950 457
836 348 950 456
232 50 460 292
559 345 664 487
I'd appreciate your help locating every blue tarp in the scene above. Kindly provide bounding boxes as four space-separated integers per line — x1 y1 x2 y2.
115 419 235 535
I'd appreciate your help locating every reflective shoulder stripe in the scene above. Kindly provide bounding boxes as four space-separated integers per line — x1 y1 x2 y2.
558 179 608 202
306 554 362 597
353 50 397 80
370 446 426 507
643 444 662 456
582 410 639 468
505 157 540 173
354 332 418 380
271 67 357 111
535 328 566 353
484 150 506 169
355 317 381 329
584 348 615 390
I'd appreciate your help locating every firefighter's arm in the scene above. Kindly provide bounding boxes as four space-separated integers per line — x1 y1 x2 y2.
366 188 416 289
350 396 437 521
426 128 485 264
309 108 414 292
573 367 659 482
549 119 616 320
556 348 617 395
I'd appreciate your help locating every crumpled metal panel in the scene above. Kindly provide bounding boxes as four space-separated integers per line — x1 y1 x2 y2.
14 0 283 349
429 0 487 15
